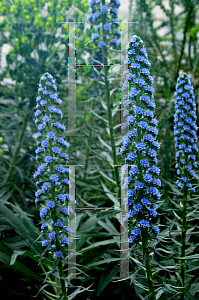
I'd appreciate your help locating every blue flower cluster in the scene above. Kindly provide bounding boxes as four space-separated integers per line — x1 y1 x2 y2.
174 73 198 192
88 0 121 99
88 0 121 47
120 36 161 244
33 72 73 259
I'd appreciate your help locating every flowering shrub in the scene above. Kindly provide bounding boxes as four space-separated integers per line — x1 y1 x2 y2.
120 35 161 245
33 72 73 259
174 73 198 191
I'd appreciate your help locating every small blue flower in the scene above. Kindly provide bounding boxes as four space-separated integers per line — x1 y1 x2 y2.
92 12 100 22
60 236 70 245
152 226 160 234
143 174 153 183
45 156 52 163
140 219 150 228
136 142 146 151
38 124 45 132
110 39 119 47
47 201 55 209
50 174 59 183
141 198 150 205
42 240 50 247
129 166 140 176
131 62 140 69
57 194 66 202
137 121 148 130
60 207 69 215
50 93 58 100
40 207 48 218
135 181 145 190
100 5 108 14
91 33 99 41
52 147 60 154
134 106 143 115
55 251 63 258
140 159 150 168
110 7 118 17
98 41 106 49
147 148 157 158
49 231 56 240
54 220 63 228
40 100 47 106
41 140 48 148
42 182 51 191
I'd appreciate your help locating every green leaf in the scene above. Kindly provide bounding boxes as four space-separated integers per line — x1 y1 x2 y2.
0 202 41 255
91 110 108 123
156 288 165 299
79 238 120 254
10 250 26 265
0 252 44 281
161 178 182 195
98 217 119 235
97 262 120 296
78 214 98 232
175 254 199 260
129 255 146 270
99 170 116 185
100 180 120 208
97 134 111 151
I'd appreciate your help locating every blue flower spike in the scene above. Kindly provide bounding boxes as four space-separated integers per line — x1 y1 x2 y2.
88 0 121 98
33 72 73 260
174 73 198 300
120 35 160 299
121 35 161 244
174 72 198 192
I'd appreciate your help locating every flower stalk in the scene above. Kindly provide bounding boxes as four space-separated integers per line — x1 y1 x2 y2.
174 72 198 300
88 0 121 199
33 72 73 299
120 35 160 299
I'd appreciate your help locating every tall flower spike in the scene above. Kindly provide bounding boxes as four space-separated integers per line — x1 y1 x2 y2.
33 72 73 260
88 0 121 97
120 35 161 245
174 72 198 300
174 72 198 191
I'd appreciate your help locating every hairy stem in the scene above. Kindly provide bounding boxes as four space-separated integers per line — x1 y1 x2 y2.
142 232 156 300
58 261 68 299
180 154 188 300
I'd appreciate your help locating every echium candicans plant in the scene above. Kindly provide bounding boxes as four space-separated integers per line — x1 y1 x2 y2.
174 72 198 300
120 35 160 300
33 72 73 299
88 0 121 98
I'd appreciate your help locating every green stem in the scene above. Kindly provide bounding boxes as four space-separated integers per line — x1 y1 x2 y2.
142 232 156 300
101 0 121 201
180 154 188 300
58 261 68 299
